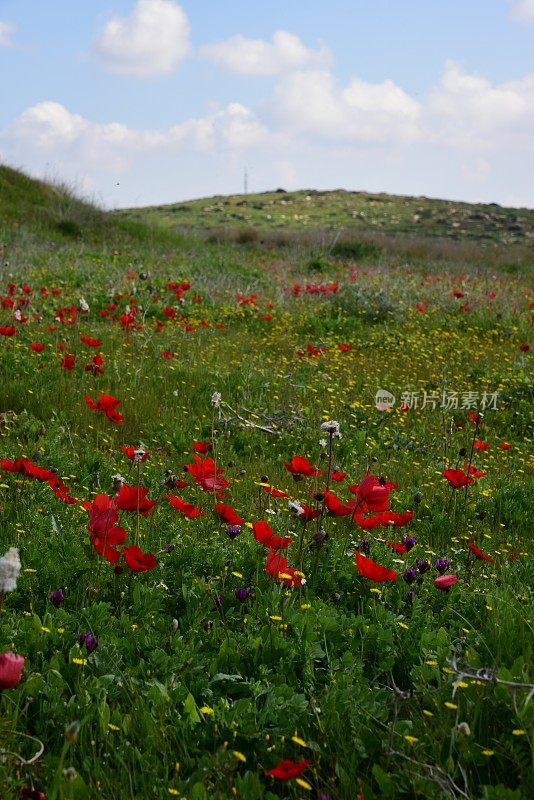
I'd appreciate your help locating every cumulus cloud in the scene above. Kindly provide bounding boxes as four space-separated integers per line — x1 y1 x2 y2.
0 20 15 46
5 100 271 171
272 70 422 143
94 0 190 76
201 30 330 76
509 0 534 21
428 61 534 149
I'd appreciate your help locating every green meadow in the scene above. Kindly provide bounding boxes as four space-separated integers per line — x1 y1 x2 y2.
0 165 532 800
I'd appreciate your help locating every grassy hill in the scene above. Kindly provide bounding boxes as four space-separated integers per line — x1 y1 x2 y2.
117 187 534 248
0 164 182 248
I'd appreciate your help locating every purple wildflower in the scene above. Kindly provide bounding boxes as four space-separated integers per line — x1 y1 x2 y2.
234 587 252 602
225 524 242 540
435 558 451 574
401 535 417 552
48 588 65 607
416 559 431 574
402 566 417 584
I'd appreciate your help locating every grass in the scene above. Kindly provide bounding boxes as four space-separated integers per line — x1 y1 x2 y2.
0 167 532 800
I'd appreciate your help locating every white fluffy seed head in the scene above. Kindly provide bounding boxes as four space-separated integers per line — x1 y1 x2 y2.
0 547 21 593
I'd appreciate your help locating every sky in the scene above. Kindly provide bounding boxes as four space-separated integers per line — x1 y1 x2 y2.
0 0 533 209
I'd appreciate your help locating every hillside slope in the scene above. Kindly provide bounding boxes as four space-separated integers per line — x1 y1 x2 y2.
117 188 534 247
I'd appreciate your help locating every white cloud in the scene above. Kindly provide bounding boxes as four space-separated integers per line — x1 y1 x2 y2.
428 61 534 149
94 0 190 76
0 20 15 46
272 70 422 143
201 30 330 76
509 0 534 21
5 100 271 170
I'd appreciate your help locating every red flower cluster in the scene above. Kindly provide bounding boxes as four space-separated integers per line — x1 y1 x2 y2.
1 457 77 504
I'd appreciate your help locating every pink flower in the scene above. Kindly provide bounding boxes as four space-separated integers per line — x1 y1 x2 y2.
434 574 458 591
0 651 24 689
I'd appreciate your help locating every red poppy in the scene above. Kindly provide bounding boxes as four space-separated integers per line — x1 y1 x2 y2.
473 439 490 451
354 550 398 582
386 541 408 554
323 490 354 517
0 326 16 336
338 343 351 352
121 445 149 462
467 540 494 563
467 411 483 427
123 545 157 572
80 335 102 347
115 484 157 515
0 652 25 689
283 455 322 478
185 454 222 483
297 504 323 521
60 354 76 371
262 485 290 498
442 469 474 489
167 495 204 519
30 342 45 352
330 470 347 482
193 441 211 454
265 758 311 781
349 475 395 513
214 504 244 526
264 550 303 587
85 393 124 424
434 574 458 590
453 290 464 298
519 343 529 351
253 520 292 550
86 494 127 563
162 351 175 359
499 442 512 450
84 354 105 375
464 463 486 478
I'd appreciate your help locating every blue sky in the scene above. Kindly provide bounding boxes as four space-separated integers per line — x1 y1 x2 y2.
1 0 533 208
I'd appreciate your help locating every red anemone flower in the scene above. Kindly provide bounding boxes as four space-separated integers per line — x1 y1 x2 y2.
323 490 354 517
193 441 211 454
60 354 76 371
80 335 102 347
121 445 149 462
214 504 244 526
0 326 16 336
355 550 398 582
123 545 157 572
253 520 292 550
473 439 490 451
30 342 45 352
442 469 474 489
386 541 408 554
464 463 486 478
297 504 323 521
86 493 127 563
264 550 303 587
262 485 290 498
85 393 124 424
467 540 494 563
167 495 204 519
349 475 395 513
283 455 322 479
265 758 311 781
330 470 347 482
115 484 157 515
499 442 512 450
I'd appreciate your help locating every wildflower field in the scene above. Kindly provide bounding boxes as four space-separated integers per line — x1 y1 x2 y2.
0 166 533 800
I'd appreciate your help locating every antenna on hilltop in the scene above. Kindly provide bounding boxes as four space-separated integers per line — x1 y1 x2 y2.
244 167 248 196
